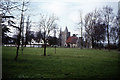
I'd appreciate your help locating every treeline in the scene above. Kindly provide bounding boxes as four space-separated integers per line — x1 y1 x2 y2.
11 31 59 46
77 6 120 50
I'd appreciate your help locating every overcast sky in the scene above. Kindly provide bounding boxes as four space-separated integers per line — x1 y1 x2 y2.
26 0 119 37
9 0 120 37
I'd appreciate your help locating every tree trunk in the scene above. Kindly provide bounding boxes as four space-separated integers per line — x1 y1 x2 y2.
14 35 20 61
24 43 26 47
14 1 25 60
14 29 21 61
24 36 27 47
92 37 94 48
55 46 56 54
81 37 83 49
107 25 110 51
81 27 83 49
44 42 46 56
85 40 87 48
14 46 19 61
21 37 24 54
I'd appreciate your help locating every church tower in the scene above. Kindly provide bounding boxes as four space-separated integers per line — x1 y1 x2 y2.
65 26 70 40
60 26 70 47
65 26 68 41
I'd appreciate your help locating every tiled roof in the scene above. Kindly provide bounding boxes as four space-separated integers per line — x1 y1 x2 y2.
66 36 78 44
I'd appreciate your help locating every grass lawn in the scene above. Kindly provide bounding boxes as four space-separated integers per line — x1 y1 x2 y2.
2 46 120 79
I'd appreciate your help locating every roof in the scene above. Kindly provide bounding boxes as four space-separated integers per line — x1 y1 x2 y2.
66 36 78 44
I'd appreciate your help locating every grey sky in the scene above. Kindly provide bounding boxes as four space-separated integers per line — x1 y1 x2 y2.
27 0 118 37
8 0 119 37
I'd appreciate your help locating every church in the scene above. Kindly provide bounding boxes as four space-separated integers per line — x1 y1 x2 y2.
59 26 84 48
59 26 70 47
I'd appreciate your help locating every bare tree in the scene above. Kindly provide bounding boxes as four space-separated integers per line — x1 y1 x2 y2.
84 9 105 48
25 16 31 47
118 3 120 51
84 11 96 48
38 14 58 56
77 10 84 49
0 0 19 14
110 17 119 45
14 1 29 61
102 6 114 51
0 0 29 60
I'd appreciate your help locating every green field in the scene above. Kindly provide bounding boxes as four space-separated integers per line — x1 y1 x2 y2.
2 47 120 79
